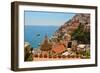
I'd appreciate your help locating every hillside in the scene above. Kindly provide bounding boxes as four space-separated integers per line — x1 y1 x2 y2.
52 13 90 44
58 13 90 34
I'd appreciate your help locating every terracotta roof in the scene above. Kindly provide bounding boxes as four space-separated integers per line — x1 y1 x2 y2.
52 44 65 54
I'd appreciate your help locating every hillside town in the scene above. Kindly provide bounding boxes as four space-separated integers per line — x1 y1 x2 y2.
24 13 90 61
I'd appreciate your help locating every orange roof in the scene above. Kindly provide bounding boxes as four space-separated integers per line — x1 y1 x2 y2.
52 44 65 54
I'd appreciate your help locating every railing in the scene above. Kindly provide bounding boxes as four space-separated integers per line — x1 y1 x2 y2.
33 53 81 59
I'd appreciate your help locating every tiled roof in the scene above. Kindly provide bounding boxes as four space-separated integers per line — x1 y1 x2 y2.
52 44 65 54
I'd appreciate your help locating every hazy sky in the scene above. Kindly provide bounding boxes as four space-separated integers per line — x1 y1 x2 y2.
24 11 76 26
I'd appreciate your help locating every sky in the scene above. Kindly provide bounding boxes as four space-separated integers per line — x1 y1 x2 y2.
24 11 76 26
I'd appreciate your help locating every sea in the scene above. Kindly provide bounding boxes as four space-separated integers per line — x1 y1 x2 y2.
24 25 58 48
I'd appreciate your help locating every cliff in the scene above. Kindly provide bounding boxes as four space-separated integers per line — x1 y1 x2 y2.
57 13 90 35
52 13 90 44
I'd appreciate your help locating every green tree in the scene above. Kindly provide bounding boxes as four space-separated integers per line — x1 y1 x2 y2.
24 45 33 61
71 23 90 44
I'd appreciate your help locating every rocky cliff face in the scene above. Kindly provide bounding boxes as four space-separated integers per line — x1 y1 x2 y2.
57 13 90 35
51 13 90 44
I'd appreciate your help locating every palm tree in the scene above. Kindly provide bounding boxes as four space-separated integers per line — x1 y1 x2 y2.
30 33 40 44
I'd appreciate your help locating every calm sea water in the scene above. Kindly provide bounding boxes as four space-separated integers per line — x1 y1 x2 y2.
24 25 58 48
